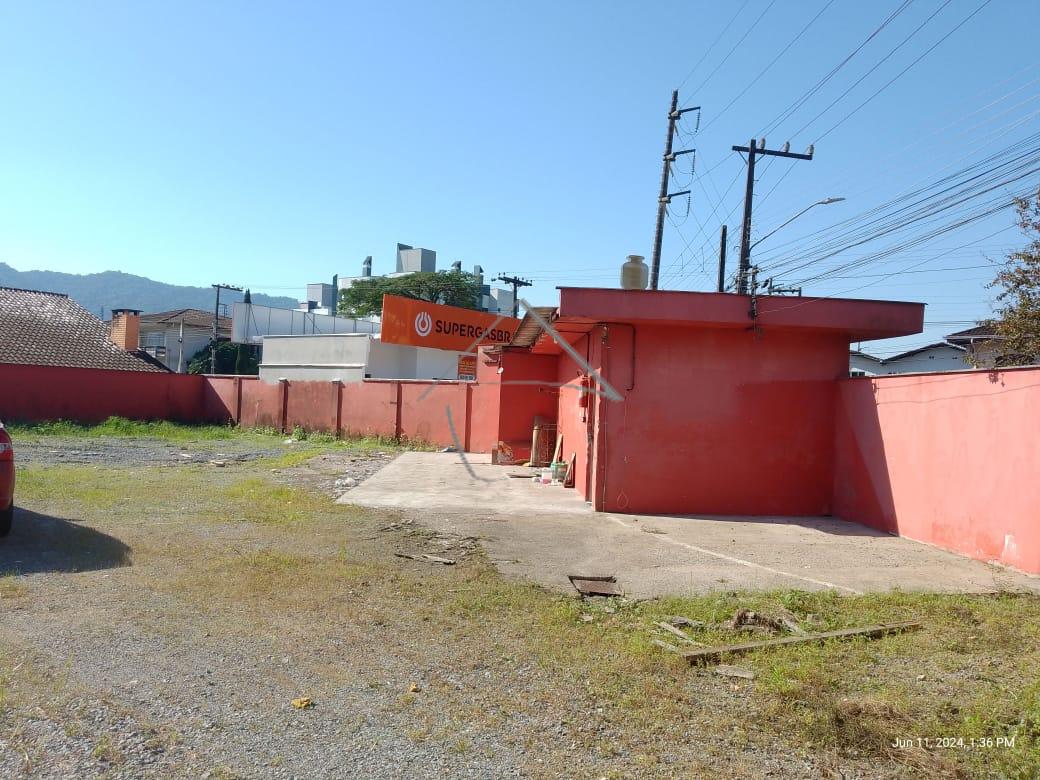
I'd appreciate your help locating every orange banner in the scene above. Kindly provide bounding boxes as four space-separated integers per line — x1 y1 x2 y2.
380 295 520 352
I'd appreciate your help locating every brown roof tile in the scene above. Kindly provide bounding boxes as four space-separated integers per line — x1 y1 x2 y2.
0 286 168 372
508 307 557 348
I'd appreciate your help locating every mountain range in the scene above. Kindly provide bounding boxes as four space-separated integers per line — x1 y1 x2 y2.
0 262 298 317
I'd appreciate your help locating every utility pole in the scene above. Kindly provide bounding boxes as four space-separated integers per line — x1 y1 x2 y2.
732 139 814 295
210 283 242 374
716 225 728 293
177 315 185 374
493 275 532 318
649 90 699 290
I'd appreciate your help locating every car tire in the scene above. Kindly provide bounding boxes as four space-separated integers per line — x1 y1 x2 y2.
0 505 11 537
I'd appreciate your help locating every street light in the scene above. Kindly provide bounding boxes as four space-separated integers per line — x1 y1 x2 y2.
749 197 845 251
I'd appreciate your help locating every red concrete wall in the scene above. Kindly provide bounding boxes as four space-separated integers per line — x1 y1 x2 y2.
238 379 284 430
468 352 503 453
399 382 469 447
498 351 559 446
340 381 398 439
586 324 848 515
202 376 238 423
285 381 340 434
833 368 1040 575
556 333 599 502
0 363 208 423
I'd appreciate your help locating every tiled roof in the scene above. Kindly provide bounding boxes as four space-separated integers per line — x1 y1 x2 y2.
849 350 882 362
883 342 966 362
140 308 231 331
0 286 168 372
946 324 1001 342
507 307 557 348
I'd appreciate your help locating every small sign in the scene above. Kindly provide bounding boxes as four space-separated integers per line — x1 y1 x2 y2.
457 355 477 381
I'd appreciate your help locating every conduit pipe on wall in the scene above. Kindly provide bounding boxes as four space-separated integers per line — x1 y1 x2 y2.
600 323 637 392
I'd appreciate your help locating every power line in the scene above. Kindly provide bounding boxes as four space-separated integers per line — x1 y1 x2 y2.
759 0 916 137
757 133 1040 279
751 63 1040 227
676 0 752 91
812 0 996 145
699 0 834 133
685 0 778 97
787 0 955 140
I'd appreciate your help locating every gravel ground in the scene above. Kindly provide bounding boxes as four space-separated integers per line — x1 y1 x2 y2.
14 437 289 467
0 436 955 779
2 438 530 779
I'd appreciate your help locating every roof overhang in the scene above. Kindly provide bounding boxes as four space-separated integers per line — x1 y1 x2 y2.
552 288 924 342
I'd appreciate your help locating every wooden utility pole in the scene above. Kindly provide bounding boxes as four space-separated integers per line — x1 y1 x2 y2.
732 139 814 295
649 91 699 290
716 224 728 293
493 275 532 318
210 283 242 374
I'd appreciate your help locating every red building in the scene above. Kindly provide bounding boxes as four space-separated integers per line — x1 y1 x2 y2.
473 287 923 517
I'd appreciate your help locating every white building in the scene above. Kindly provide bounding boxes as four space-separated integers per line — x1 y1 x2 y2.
849 350 882 377
849 342 969 376
258 333 463 383
232 302 378 345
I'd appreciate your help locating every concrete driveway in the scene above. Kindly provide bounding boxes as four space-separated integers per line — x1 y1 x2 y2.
339 452 1039 598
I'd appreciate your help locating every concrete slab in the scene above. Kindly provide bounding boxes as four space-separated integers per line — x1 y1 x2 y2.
340 452 1040 598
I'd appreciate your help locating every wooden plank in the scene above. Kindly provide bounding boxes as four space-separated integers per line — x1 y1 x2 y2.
650 638 681 654
682 621 921 666
393 552 456 565
568 575 623 597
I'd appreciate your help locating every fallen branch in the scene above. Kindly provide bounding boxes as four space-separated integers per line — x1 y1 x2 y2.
683 621 922 666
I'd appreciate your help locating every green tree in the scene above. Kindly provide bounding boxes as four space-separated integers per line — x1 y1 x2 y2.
989 189 1040 366
338 270 481 317
234 343 252 375
188 341 258 375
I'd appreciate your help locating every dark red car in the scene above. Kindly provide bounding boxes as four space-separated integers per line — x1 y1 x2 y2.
0 423 13 536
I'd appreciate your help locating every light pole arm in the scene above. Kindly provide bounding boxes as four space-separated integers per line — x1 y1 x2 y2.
750 202 819 251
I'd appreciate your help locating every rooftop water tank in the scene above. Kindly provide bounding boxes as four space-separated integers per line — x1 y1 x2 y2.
621 255 648 290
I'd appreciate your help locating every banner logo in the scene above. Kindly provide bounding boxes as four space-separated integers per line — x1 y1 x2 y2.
414 311 432 337
382 294 520 351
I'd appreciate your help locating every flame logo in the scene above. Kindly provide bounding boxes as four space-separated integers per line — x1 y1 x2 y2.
414 311 432 337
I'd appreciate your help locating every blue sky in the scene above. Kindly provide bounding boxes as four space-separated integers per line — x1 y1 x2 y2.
1 0 1038 354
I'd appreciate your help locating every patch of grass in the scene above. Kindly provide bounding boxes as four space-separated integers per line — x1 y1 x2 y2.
0 575 28 600
260 448 332 469
8 417 241 441
90 733 123 764
16 464 190 513
9 416 434 452
176 548 381 619
221 479 338 524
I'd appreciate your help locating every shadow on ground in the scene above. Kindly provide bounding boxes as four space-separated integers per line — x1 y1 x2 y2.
0 508 131 574
672 514 891 537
